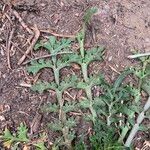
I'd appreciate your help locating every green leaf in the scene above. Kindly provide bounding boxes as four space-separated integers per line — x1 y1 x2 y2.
65 117 76 128
67 131 76 141
42 36 57 52
138 124 148 131
77 81 87 89
27 59 53 75
48 122 63 131
49 36 56 47
32 75 77 94
83 7 98 24
58 75 78 91
93 97 106 107
83 46 105 64
56 58 70 69
33 36 72 55
34 142 47 150
113 69 133 93
74 139 87 150
83 114 93 121
90 120 124 150
31 81 57 93
77 75 102 90
46 37 72 54
0 128 14 140
79 99 90 109
62 102 78 113
17 123 29 142
34 42 44 50
142 78 150 95
41 103 59 113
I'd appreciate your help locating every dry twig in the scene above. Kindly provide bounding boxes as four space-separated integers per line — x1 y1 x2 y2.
108 64 121 75
11 41 32 59
6 27 15 69
12 10 33 35
39 28 77 38
128 52 150 59
22 51 73 65
18 24 40 65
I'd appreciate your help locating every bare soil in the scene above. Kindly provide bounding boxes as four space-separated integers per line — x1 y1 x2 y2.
0 0 150 149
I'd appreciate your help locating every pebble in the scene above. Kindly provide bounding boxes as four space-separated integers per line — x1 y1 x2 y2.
0 47 5 56
0 115 5 121
108 56 112 61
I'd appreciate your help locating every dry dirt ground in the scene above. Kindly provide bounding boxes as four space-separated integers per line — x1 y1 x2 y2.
0 0 150 149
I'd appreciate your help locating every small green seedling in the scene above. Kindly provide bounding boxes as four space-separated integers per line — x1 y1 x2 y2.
0 123 29 149
0 123 48 150
25 6 150 150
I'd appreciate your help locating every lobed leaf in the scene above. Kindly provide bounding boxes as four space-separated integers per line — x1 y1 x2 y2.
113 69 133 93
77 75 102 89
142 78 150 95
0 128 14 141
31 81 57 93
79 99 90 109
48 122 63 131
33 36 72 56
65 117 76 128
83 46 105 64
17 123 29 142
27 59 53 75
34 142 47 150
34 42 44 51
41 103 59 113
45 36 72 54
62 102 78 113
58 75 78 91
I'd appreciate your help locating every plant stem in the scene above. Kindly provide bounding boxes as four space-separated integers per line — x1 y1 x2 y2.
51 55 60 85
90 104 97 124
118 124 130 143
62 127 73 150
86 86 92 100
107 103 112 126
125 96 150 147
85 86 97 123
77 28 85 58
53 68 60 85
136 61 147 101
56 90 64 121
80 39 84 58
56 90 73 149
81 63 88 82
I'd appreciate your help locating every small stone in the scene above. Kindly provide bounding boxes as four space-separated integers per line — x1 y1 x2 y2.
145 38 150 43
75 13 79 17
108 56 112 61
0 115 5 121
40 3 46 7
2 73 6 78
0 47 5 56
